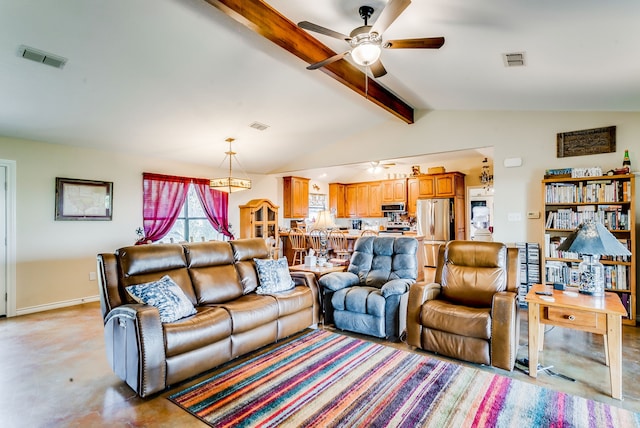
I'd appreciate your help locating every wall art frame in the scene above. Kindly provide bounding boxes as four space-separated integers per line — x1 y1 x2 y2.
557 125 616 158
55 177 113 221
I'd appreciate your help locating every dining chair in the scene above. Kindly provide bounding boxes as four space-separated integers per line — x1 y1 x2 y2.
288 228 307 265
307 229 325 258
328 230 351 260
359 229 378 237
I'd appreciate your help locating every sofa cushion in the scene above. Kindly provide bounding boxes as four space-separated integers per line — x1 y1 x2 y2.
230 238 270 294
254 258 294 294
421 299 491 340
117 243 195 305
163 306 232 357
184 241 244 304
126 275 196 323
216 294 279 334
270 286 315 317
441 241 507 307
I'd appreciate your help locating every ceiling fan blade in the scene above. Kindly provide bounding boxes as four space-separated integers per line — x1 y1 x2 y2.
384 37 445 49
298 21 351 41
370 0 411 35
307 51 350 70
369 59 387 78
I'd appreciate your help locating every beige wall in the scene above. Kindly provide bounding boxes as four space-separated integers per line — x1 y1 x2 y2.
282 110 640 243
0 136 266 313
2 109 639 314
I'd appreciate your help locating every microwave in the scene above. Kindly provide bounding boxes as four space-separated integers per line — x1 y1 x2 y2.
381 203 405 212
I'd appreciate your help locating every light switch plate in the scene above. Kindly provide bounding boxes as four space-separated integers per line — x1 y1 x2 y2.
507 212 522 222
527 211 540 219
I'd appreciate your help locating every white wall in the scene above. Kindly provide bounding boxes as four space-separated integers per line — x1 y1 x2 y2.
2 109 639 314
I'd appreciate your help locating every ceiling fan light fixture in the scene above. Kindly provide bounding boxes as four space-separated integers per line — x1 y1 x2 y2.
351 40 381 66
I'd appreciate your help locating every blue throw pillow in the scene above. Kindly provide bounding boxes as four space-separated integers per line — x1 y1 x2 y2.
126 275 196 323
254 258 295 294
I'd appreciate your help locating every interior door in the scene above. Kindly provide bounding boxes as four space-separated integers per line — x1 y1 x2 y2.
0 165 6 316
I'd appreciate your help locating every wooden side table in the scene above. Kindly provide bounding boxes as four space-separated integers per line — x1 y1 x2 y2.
289 264 347 326
289 264 346 279
524 284 627 399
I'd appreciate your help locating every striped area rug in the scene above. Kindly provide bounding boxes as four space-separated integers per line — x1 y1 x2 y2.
169 329 640 427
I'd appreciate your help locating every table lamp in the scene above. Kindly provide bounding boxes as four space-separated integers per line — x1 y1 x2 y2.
556 220 631 296
312 210 335 260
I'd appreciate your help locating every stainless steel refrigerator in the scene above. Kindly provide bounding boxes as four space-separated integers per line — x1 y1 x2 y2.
416 198 453 268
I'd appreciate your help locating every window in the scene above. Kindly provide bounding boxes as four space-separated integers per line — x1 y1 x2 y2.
308 193 327 222
140 172 232 243
158 184 227 243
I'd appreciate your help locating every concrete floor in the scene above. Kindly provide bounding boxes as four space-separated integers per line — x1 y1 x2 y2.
1 301 639 427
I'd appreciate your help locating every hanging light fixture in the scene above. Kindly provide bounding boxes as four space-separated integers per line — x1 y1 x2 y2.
479 157 494 190
210 138 252 193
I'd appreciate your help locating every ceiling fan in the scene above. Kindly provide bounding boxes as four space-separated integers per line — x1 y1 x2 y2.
298 0 445 78
367 161 396 173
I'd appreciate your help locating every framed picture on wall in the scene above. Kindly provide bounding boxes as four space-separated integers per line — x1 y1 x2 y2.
55 177 113 221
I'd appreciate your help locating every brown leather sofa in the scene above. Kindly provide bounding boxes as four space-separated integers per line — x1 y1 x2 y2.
407 241 520 371
97 238 319 397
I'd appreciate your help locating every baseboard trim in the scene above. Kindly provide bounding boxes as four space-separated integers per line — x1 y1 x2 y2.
15 295 100 316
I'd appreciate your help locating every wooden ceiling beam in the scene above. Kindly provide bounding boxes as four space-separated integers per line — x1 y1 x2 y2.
203 0 414 124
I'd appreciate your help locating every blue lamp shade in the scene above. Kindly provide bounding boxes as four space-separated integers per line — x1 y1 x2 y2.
556 221 631 296
556 221 631 257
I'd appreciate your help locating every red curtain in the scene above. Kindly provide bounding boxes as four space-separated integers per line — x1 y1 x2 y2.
139 173 232 243
192 179 234 239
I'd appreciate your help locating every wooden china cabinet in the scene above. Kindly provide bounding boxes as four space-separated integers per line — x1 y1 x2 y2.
239 199 279 241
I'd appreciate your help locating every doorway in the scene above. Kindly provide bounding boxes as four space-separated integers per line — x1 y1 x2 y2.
0 160 16 317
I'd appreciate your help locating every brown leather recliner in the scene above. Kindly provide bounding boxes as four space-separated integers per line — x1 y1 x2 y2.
407 241 520 371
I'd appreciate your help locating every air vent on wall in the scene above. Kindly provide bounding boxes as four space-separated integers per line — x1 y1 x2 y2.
503 52 525 67
18 45 67 69
249 121 269 131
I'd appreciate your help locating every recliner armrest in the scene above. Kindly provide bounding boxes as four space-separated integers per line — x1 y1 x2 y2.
319 272 359 292
407 281 442 347
490 291 520 371
380 278 413 297
103 304 166 397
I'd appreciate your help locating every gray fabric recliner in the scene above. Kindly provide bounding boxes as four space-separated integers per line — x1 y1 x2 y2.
319 236 418 340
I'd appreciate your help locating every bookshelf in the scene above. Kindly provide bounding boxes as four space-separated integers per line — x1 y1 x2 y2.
542 173 636 325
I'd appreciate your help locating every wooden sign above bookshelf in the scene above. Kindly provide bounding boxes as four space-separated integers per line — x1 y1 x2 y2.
556 125 616 158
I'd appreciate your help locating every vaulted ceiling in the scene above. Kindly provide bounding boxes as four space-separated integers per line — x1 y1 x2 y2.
1 0 639 180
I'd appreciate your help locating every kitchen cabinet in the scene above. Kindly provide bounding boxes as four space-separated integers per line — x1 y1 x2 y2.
407 172 466 239
239 199 279 241
368 182 382 217
381 179 406 203
346 184 357 217
356 183 370 217
339 182 383 218
329 183 347 218
283 176 309 218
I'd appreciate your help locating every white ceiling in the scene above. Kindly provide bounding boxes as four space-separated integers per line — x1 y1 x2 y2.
1 0 639 181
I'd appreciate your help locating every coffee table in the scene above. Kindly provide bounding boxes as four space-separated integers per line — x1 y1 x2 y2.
524 283 627 399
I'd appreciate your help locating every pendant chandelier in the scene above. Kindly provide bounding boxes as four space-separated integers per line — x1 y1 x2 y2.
210 138 252 193
479 157 494 190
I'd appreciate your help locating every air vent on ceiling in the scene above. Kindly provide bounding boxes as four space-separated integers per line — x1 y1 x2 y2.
249 121 269 131
503 52 525 67
18 45 67 69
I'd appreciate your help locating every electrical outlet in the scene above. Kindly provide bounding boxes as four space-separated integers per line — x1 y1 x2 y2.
89 272 96 281
527 211 540 219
